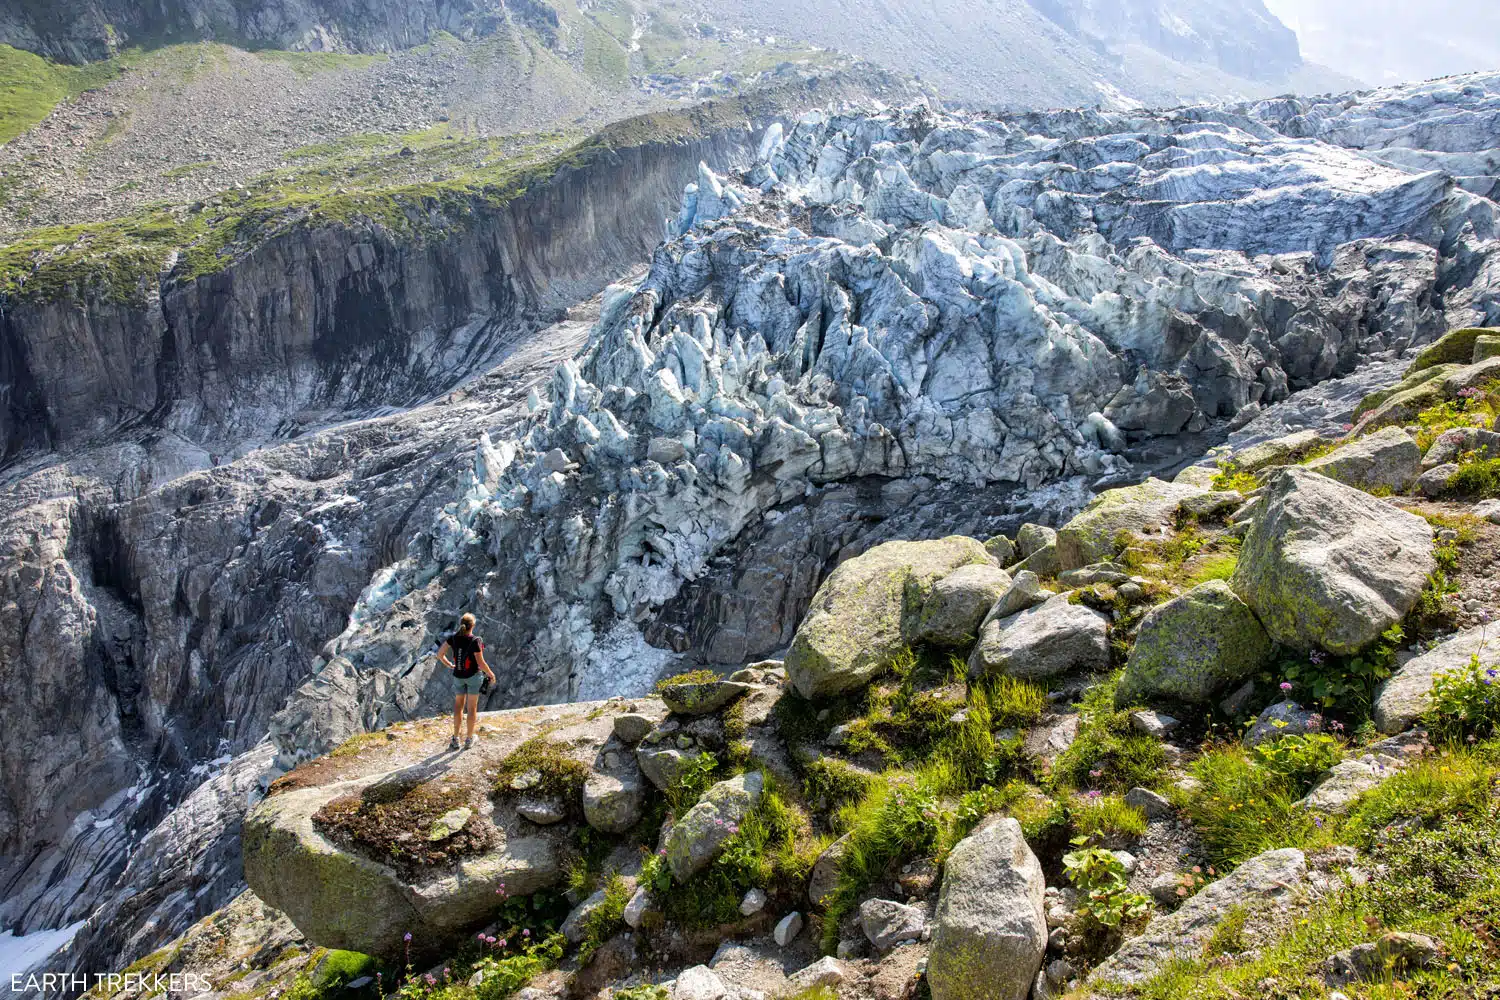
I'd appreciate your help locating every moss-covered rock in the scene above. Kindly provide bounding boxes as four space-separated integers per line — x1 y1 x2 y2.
1231 468 1434 655
915 563 1012 647
1473 333 1500 363
657 680 751 716
1303 426 1421 493
1117 580 1272 706
1405 327 1495 376
243 774 560 959
664 771 764 881
1056 478 1206 571
1229 429 1326 472
785 536 991 699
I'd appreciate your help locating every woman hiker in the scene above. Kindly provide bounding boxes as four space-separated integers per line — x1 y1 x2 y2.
436 613 496 750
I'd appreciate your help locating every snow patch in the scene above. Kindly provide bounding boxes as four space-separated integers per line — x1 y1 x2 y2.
0 921 86 979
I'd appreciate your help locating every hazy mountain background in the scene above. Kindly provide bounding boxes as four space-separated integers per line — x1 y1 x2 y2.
1265 0 1500 86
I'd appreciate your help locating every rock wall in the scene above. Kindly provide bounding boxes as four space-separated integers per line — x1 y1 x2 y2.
0 0 514 64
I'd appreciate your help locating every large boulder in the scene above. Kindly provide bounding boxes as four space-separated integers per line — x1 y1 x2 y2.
1231 468 1434 655
1405 327 1493 375
1373 625 1498 734
1056 478 1205 572
915 563 1013 647
1303 427 1421 493
927 816 1047 1000
1089 849 1307 986
1102 370 1197 436
1116 580 1272 706
664 772 764 881
968 594 1110 681
583 759 646 834
658 679 751 716
244 773 560 959
786 537 991 699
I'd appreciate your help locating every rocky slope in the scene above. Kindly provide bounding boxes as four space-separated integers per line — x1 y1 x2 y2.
4 69 1500 990
106 337 1500 999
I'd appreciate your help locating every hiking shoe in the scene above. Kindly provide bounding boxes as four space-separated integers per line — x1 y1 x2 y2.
464 736 475 750
448 735 460 751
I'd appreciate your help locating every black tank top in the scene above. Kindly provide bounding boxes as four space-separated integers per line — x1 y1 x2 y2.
450 633 483 678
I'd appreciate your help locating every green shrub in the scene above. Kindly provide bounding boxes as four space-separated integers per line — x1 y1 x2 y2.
1250 733 1344 793
665 751 721 813
468 934 565 1000
1425 653 1500 743
1276 623 1402 715
802 758 872 811
1201 904 1249 958
821 778 943 950
979 675 1048 728
1062 846 1152 928
1447 456 1500 498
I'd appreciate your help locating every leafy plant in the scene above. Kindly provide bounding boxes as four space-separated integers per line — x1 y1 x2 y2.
1062 846 1153 928
1425 653 1500 743
1250 733 1344 792
665 751 721 813
1277 623 1402 714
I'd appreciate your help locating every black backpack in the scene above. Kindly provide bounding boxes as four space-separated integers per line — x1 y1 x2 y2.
452 633 481 678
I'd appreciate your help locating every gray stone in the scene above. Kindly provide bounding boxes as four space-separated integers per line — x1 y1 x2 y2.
989 570 1050 619
1124 787 1173 818
1325 932 1442 986
1012 541 1062 578
1303 427 1421 493
613 714 654 744
1244 700 1322 747
1178 490 1245 521
1148 873 1182 906
774 911 804 947
739 888 767 916
788 957 849 991
1231 430 1326 472
665 772 764 881
1422 426 1500 468
672 966 729 1000
859 898 927 950
1058 563 1130 587
658 680 751 716
517 797 567 826
636 745 707 792
622 886 653 929
1129 710 1181 737
648 436 688 464
1231 468 1434 655
808 834 850 909
1090 849 1307 986
583 761 646 834
985 535 1017 566
928 817 1047 1000
1474 499 1500 524
1016 523 1057 559
1416 463 1460 498
1219 679 1257 717
561 887 609 944
1118 581 1272 705
968 594 1110 681
916 563 1013 647
1298 731 1428 814
1374 625 1499 734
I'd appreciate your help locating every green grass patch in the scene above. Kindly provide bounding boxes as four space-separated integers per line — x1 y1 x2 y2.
1175 744 1331 870
494 735 590 803
0 43 120 143
252 49 387 75
1054 674 1168 793
655 668 720 691
1071 793 1148 841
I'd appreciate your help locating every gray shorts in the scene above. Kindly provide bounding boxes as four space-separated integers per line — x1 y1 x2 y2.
452 673 484 696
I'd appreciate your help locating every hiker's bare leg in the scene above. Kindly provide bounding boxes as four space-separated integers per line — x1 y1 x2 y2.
465 695 479 739
453 695 465 736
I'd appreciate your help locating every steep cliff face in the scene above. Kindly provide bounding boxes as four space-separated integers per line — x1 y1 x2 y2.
0 0 510 63
0 75 916 977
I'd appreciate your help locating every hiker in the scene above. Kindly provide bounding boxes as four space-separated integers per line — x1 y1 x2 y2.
436 613 496 750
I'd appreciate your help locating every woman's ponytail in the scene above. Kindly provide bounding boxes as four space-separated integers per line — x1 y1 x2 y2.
459 613 476 636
